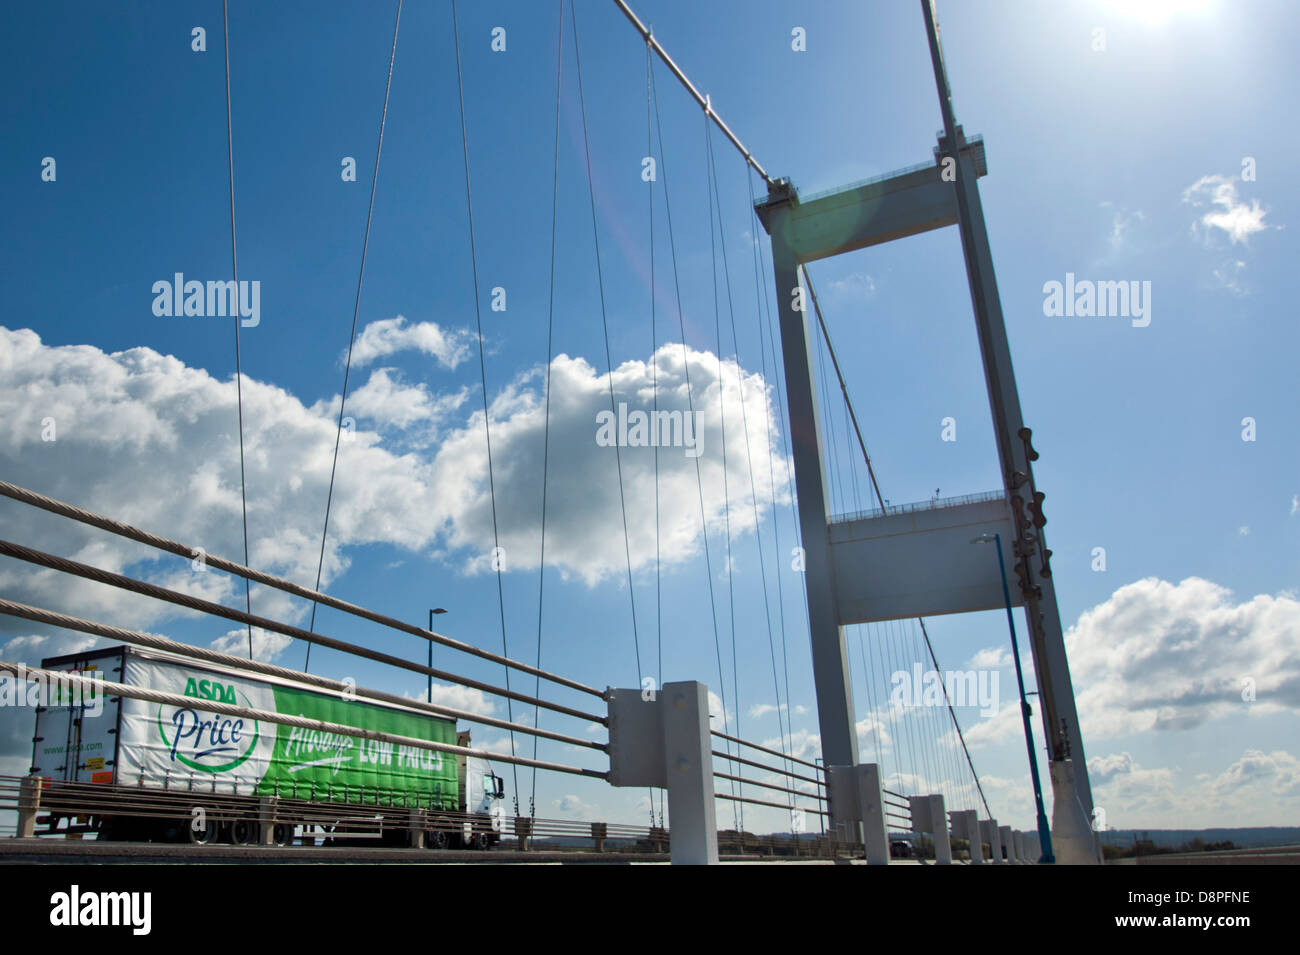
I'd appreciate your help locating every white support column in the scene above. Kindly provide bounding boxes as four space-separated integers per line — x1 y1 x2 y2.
981 818 1003 864
407 809 426 849
607 680 718 865
16 773 41 838
828 763 889 864
258 797 277 846
931 796 952 865
951 809 981 864
857 764 889 865
911 793 951 865
1050 758 1101 865
1000 825 1018 864
662 682 718 865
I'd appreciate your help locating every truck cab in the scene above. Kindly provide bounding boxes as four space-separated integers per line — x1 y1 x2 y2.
456 730 506 849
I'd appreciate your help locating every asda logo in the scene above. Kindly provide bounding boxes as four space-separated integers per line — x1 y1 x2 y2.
154 675 261 773
184 677 236 705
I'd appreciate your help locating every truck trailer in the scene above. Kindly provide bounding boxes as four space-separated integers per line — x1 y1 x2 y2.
29 645 506 849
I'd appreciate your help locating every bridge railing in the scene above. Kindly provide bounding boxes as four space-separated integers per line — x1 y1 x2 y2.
0 480 839 863
830 488 1007 525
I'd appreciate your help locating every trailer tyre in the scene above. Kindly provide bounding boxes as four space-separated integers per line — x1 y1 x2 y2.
188 818 219 845
230 819 259 845
272 823 291 847
428 829 448 850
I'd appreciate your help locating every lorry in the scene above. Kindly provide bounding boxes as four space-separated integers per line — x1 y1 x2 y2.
28 645 507 849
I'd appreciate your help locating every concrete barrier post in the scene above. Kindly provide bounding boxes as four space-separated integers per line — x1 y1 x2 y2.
17 774 41 838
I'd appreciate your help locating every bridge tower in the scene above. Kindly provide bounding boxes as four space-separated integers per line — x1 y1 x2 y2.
754 1 1095 844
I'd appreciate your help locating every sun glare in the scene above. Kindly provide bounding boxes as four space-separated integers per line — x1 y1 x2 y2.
1100 0 1215 25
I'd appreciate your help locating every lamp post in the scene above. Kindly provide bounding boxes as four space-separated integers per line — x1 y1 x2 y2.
427 608 447 701
971 533 1054 863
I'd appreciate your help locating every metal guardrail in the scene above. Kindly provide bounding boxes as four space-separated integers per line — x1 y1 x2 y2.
830 489 1007 525
2 775 856 857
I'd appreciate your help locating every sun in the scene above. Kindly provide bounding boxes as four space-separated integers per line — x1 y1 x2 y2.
1099 0 1214 25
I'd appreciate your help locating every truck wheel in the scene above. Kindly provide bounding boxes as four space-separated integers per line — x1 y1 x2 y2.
428 830 448 850
230 819 260 845
188 819 219 845
272 823 291 847
471 832 490 851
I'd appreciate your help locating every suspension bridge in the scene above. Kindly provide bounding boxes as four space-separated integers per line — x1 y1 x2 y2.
0 0 1102 865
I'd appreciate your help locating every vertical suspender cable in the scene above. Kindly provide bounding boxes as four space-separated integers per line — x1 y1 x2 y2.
704 118 743 833
709 126 794 814
304 0 403 671
451 0 520 810
569 3 645 686
747 167 797 771
646 38 664 828
221 0 254 659
530 0 566 820
647 56 738 829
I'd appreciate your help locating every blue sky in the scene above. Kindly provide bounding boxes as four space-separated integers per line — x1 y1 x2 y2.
1 0 1297 834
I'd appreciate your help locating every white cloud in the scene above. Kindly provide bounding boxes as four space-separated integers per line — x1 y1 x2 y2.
3 632 97 662
0 327 787 623
209 626 292 662
429 344 789 585
1066 577 1300 739
1182 175 1271 245
1086 748 1300 829
748 701 807 719
348 316 473 369
824 272 876 302
962 699 1023 748
412 682 497 717
554 793 597 817
764 728 820 764
335 368 471 437
1105 205 1145 252
967 646 1012 669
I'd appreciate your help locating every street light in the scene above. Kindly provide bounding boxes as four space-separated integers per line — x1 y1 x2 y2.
971 532 1055 864
427 608 448 701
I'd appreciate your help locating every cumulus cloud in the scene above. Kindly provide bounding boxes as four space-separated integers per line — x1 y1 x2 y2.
348 316 473 369
1086 749 1300 829
414 682 497 718
0 328 787 620
429 344 788 585
210 626 293 662
0 326 444 643
1066 577 1300 739
967 646 1013 669
554 793 597 817
334 368 471 438
961 699 1023 748
1182 175 1271 245
748 701 808 719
